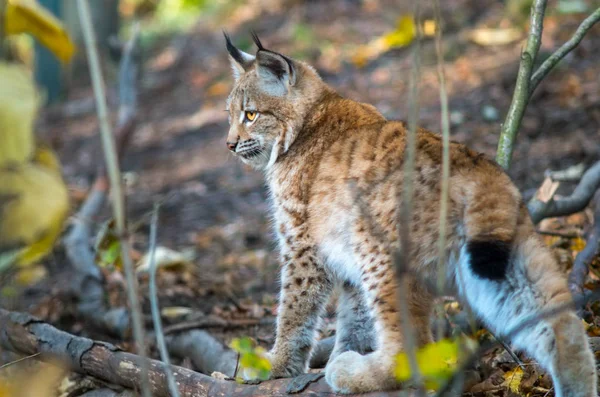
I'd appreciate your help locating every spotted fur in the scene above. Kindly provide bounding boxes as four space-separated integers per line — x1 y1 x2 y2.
223 35 597 396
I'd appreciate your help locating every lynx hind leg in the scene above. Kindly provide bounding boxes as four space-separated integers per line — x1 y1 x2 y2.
327 281 376 366
459 236 597 397
325 237 434 393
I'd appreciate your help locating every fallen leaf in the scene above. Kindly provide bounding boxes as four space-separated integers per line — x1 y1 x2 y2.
161 306 193 319
136 246 195 273
503 366 524 393
469 28 522 46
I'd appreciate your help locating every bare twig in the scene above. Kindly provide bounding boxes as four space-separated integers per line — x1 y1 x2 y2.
433 0 451 341
496 0 547 169
568 193 600 307
528 160 600 224
148 204 179 397
529 7 600 95
0 352 40 370
162 316 274 335
76 3 149 396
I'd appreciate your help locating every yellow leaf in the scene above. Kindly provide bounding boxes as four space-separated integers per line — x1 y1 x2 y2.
423 20 436 37
15 263 47 285
503 366 524 393
0 161 69 267
33 144 62 174
395 337 476 390
1 359 66 397
0 63 38 167
5 0 76 63
350 15 415 68
381 15 416 49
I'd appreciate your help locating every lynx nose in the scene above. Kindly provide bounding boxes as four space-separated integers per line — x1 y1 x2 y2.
227 141 238 151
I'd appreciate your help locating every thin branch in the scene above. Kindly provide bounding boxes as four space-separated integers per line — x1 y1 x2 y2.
148 203 180 397
0 352 40 370
529 7 600 96
496 0 548 169
528 160 600 224
433 0 451 341
76 3 149 397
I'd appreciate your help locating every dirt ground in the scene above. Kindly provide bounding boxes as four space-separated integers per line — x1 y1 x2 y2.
2 0 600 395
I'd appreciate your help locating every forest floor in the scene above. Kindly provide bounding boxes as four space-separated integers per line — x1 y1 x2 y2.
2 0 600 396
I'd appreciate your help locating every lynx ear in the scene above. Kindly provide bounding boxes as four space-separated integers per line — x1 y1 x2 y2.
224 32 254 80
252 33 296 96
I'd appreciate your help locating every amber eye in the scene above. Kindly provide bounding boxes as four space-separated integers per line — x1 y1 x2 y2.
245 111 257 122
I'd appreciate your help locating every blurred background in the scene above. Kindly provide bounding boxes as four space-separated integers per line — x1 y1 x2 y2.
1 0 599 395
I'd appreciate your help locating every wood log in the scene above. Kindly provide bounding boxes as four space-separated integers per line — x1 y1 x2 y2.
0 309 408 396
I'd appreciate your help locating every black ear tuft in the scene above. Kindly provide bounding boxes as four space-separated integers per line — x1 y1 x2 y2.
251 31 265 51
223 31 247 66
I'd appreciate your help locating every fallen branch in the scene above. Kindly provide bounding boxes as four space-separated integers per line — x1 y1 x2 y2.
64 176 130 338
0 308 408 396
568 193 600 307
528 160 600 224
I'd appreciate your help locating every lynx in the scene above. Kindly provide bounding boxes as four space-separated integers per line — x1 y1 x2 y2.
223 33 597 396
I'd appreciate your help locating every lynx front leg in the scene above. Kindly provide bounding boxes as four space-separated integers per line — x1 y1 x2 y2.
327 281 376 366
269 245 332 378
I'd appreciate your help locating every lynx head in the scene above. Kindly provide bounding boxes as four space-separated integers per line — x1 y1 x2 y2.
224 32 326 169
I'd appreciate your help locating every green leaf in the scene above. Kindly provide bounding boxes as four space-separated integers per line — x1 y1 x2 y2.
230 337 271 381
395 337 477 390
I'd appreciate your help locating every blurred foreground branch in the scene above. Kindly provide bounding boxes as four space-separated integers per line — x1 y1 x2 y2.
496 4 600 169
64 20 140 338
0 309 408 397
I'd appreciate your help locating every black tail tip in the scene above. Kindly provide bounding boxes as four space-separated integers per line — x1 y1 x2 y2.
467 240 511 281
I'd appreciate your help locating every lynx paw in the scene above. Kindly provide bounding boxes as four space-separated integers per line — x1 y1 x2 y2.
267 351 306 379
325 351 396 394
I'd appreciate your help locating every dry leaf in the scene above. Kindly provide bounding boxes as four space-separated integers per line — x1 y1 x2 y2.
161 306 193 319
535 176 560 203
469 28 522 46
502 366 524 393
136 246 195 273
